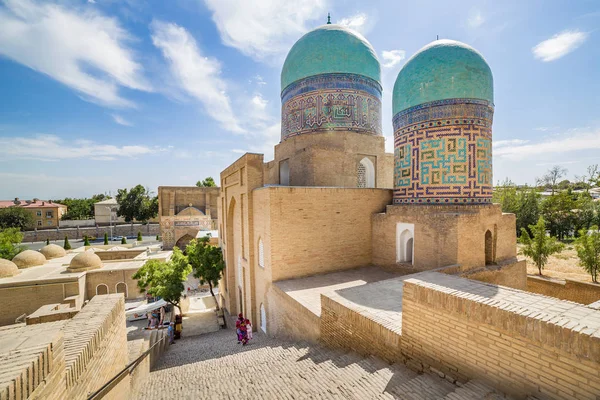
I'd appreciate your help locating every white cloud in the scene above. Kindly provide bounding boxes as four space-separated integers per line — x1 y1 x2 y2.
468 10 485 29
381 50 406 68
150 20 244 133
337 13 368 33
0 134 159 161
495 129 600 160
534 126 559 132
532 30 588 62
201 0 327 61
251 94 268 111
0 0 151 108
493 139 529 148
111 114 133 127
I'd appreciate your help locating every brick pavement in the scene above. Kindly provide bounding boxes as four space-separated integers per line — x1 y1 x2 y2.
137 326 515 399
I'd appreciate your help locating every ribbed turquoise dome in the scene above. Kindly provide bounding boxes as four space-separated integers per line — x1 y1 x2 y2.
281 24 381 91
393 40 493 115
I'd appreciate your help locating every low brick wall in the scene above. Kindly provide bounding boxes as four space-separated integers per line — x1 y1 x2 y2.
320 295 403 363
267 284 320 343
527 275 600 305
459 259 527 290
401 273 600 400
23 223 159 242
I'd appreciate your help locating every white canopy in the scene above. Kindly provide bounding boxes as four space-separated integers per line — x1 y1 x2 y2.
125 299 168 317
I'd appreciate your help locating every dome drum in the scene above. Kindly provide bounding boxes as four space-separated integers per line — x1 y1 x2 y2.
280 24 382 142
392 40 494 205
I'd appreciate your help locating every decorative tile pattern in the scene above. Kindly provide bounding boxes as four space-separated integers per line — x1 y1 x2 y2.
393 99 494 205
281 73 382 141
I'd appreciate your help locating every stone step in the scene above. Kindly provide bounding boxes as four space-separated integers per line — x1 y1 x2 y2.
444 379 514 400
388 373 457 399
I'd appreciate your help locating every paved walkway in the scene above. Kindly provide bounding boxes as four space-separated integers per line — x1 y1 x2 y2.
137 327 512 399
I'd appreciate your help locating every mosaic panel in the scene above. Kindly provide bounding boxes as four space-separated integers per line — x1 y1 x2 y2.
281 73 382 140
393 99 494 205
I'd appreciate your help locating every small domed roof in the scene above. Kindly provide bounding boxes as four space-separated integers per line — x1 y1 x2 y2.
281 24 381 91
67 251 103 272
0 259 19 278
12 250 46 269
40 244 67 259
393 39 493 115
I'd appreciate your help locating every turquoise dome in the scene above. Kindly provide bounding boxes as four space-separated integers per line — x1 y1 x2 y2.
393 40 493 115
281 24 381 91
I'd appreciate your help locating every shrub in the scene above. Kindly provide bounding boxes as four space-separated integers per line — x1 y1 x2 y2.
83 235 90 246
137 231 142 241
104 232 108 245
46 238 50 245
64 236 71 250
121 237 127 245
156 234 160 241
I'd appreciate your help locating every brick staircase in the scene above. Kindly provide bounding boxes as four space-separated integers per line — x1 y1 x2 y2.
138 328 516 399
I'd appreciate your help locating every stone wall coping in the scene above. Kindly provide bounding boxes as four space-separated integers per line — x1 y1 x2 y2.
254 186 393 193
62 294 124 388
528 274 600 289
404 272 600 362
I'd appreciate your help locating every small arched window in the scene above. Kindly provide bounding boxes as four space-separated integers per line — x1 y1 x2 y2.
485 230 494 265
116 282 128 297
96 284 109 296
279 159 290 185
357 158 375 188
258 238 265 268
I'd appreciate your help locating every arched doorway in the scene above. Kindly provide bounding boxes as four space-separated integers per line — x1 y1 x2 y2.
279 159 290 185
116 282 128 297
226 197 242 314
96 284 108 295
485 230 494 265
175 234 195 251
357 157 375 188
396 224 414 264
260 303 267 333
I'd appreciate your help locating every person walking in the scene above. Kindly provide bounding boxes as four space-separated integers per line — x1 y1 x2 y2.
245 319 253 340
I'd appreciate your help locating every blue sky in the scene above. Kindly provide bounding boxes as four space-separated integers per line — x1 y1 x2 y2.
0 0 598 199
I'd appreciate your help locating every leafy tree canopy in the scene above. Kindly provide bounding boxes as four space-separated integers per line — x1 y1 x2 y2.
575 226 600 283
133 247 192 312
186 236 225 309
0 207 34 231
56 194 109 221
196 177 217 187
0 228 25 260
116 185 158 223
520 217 565 275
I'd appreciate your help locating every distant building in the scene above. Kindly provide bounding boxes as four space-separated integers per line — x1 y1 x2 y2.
94 198 123 225
0 198 67 229
158 186 220 249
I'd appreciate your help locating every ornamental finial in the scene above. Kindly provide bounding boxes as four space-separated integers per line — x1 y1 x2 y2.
327 13 331 24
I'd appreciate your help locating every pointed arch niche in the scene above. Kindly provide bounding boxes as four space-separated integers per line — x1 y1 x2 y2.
396 223 415 264
357 157 375 188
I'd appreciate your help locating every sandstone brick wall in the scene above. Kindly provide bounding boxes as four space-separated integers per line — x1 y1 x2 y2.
401 272 600 400
262 186 393 281
458 259 527 290
269 131 392 188
372 204 517 271
0 276 85 327
320 295 403 363
62 294 129 399
527 275 600 305
95 249 145 261
85 268 144 300
22 223 159 242
266 284 320 343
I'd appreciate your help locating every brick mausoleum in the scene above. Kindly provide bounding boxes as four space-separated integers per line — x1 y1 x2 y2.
217 21 600 399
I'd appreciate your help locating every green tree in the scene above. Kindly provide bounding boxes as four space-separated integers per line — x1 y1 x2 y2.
63 236 72 250
196 177 217 187
116 185 158 224
543 165 568 195
57 194 110 221
46 238 50 245
137 231 143 241
541 190 577 240
0 207 34 230
121 237 127 245
186 236 225 309
83 236 90 246
0 228 25 260
156 234 160 241
520 217 565 275
104 232 109 245
133 247 192 313
574 227 600 283
493 180 540 236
